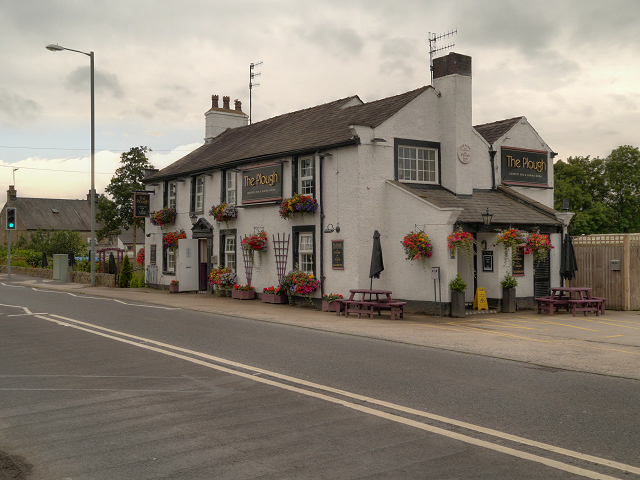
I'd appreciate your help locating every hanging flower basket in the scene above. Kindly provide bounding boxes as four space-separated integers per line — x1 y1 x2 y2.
241 230 268 264
281 269 320 304
447 229 475 265
209 203 238 223
163 229 187 250
401 231 433 262
150 207 177 227
279 194 317 220
524 232 554 261
493 228 526 269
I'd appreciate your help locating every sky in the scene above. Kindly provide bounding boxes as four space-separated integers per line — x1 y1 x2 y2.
1 0 639 200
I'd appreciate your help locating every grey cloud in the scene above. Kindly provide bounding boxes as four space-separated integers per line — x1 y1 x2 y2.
380 59 415 77
66 66 124 98
0 89 41 126
381 37 418 58
299 26 365 58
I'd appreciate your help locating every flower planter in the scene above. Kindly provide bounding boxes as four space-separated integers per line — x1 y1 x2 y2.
322 300 342 312
450 290 466 318
232 289 255 300
262 293 287 304
169 285 179 293
502 288 517 313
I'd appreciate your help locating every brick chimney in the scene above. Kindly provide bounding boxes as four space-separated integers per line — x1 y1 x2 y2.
204 94 249 142
7 185 16 202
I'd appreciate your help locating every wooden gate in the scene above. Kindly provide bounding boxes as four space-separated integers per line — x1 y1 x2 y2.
572 234 640 310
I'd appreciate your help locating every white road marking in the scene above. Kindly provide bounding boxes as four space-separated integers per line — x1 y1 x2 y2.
20 311 634 480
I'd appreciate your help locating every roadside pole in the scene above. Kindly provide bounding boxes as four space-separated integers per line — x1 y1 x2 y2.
7 229 11 280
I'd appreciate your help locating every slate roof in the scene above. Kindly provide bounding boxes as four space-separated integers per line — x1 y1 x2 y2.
145 86 432 182
10 197 94 231
389 181 562 226
473 117 523 145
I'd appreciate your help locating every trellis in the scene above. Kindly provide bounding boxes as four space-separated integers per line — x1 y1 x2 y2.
272 233 290 285
241 241 253 286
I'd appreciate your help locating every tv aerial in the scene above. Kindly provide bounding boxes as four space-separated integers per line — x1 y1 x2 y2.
429 29 457 85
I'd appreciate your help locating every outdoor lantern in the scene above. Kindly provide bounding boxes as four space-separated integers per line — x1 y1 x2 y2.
190 213 198 225
481 208 493 226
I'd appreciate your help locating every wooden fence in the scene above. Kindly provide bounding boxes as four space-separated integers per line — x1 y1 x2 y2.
572 234 640 310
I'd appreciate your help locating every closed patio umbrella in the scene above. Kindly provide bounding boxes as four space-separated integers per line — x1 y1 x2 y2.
560 233 578 286
108 253 117 275
369 230 384 290
41 252 48 268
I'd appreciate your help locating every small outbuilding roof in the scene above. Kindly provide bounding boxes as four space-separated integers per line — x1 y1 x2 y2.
10 197 94 231
390 181 562 227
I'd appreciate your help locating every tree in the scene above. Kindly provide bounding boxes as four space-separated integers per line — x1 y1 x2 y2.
96 194 121 241
119 255 132 288
102 146 154 255
25 229 88 258
604 145 640 233
554 156 613 235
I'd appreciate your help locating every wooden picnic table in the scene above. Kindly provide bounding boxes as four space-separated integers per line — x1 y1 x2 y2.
536 287 606 317
337 289 406 320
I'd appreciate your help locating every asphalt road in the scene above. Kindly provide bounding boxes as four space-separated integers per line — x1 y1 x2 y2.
1 283 639 479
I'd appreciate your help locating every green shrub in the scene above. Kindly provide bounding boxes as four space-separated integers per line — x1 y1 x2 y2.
139 268 145 286
449 274 467 292
130 273 139 288
119 256 132 288
500 274 518 289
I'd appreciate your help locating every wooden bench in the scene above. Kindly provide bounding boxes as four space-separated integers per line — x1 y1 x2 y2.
342 300 377 319
568 299 601 317
535 296 570 315
374 302 407 319
589 297 607 315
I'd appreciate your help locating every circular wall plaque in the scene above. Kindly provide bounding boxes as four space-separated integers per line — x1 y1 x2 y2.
458 144 472 164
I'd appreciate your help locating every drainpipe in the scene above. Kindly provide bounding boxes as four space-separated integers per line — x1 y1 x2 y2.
489 147 497 190
318 151 325 296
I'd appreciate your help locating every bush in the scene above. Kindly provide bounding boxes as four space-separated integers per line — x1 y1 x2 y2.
449 274 467 292
130 273 139 288
139 268 145 286
500 274 518 289
119 256 132 288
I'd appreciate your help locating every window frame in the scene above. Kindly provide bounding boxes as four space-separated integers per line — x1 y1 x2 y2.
226 171 237 205
219 228 237 271
292 225 316 276
292 156 315 198
192 175 205 213
167 180 177 209
394 139 441 185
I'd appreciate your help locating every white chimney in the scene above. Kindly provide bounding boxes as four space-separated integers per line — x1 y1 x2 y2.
204 94 249 142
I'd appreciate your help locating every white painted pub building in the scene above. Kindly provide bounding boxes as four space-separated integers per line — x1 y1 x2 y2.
142 52 570 312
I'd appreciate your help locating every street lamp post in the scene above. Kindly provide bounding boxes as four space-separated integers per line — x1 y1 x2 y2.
46 44 96 287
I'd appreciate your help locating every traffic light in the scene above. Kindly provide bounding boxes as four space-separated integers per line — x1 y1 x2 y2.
6 207 16 230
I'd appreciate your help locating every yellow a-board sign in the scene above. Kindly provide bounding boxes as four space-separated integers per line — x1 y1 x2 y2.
473 287 489 311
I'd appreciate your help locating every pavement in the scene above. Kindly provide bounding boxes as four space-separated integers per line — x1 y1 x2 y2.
3 273 640 381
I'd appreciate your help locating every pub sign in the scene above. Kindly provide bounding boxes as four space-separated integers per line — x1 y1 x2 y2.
241 163 283 204
134 192 151 218
501 147 548 187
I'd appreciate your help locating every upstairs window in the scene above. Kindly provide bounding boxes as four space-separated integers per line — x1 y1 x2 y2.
398 146 437 183
225 235 236 270
300 158 314 196
194 176 204 212
226 171 236 205
167 181 177 209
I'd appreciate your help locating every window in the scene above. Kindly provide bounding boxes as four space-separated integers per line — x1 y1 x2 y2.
225 236 236 270
226 171 236 205
299 233 313 274
194 176 204 211
293 226 315 276
168 181 177 209
167 248 175 271
300 158 314 196
398 146 437 183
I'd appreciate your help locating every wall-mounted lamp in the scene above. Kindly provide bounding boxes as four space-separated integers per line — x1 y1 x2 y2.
481 208 493 226
190 214 198 225
324 223 341 234
146 233 153 237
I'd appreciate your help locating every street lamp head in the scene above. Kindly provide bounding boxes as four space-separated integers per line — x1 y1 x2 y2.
46 44 64 52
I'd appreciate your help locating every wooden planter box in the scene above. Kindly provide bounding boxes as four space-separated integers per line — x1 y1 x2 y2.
169 285 179 293
262 293 287 304
232 289 255 300
450 290 466 317
502 288 516 313
322 300 342 312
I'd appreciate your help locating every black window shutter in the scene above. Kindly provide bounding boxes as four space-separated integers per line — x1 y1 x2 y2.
221 171 226 203
190 176 196 213
163 180 168 208
292 230 299 269
219 234 225 267
162 246 167 271
311 157 316 198
291 158 298 196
